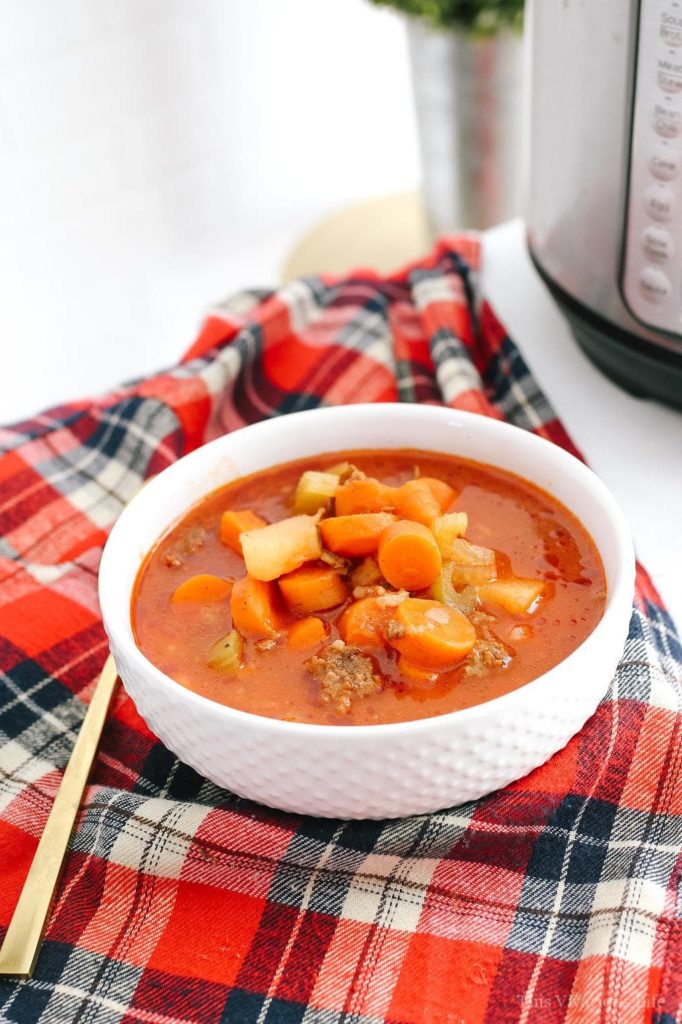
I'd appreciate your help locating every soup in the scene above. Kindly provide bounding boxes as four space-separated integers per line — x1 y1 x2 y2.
132 449 606 725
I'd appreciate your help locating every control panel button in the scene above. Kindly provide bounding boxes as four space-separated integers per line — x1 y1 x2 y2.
645 182 675 220
639 267 671 303
653 103 682 137
657 57 682 92
643 224 675 262
649 142 680 179
660 10 682 46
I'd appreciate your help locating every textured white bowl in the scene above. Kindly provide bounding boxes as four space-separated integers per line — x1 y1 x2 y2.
99 405 634 818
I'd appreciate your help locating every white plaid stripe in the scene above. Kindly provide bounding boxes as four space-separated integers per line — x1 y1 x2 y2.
0 244 680 1024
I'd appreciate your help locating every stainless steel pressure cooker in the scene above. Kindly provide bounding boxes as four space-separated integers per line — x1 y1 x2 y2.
526 0 682 408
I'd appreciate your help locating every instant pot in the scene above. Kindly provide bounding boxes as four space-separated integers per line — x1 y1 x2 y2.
527 0 682 408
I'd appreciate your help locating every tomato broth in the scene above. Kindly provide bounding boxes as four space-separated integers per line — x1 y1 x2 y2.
132 449 606 725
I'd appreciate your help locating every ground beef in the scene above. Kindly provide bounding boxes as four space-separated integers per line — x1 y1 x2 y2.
385 619 406 640
352 584 387 600
320 549 351 573
163 525 206 568
306 640 382 714
181 526 206 553
255 637 278 652
464 637 510 676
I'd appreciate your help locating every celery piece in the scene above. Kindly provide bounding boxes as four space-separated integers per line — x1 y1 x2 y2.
293 471 339 515
429 565 478 614
448 538 497 586
431 513 469 558
208 629 244 673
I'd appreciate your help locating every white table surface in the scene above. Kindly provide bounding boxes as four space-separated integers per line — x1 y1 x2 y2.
484 220 681 628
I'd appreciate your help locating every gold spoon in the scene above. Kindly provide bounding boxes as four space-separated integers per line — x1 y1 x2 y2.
0 654 119 978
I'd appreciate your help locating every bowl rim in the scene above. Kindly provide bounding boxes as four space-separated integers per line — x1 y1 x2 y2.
99 403 635 737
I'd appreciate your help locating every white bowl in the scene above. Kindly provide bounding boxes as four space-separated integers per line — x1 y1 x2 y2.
99 405 634 818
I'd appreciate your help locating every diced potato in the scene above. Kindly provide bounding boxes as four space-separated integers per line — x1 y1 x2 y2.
350 555 384 589
448 538 497 586
477 578 545 615
293 471 339 514
431 513 469 558
207 629 244 673
241 515 322 581
429 565 478 615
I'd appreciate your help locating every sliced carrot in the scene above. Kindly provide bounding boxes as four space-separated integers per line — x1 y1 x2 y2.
394 479 442 525
278 564 348 613
397 655 439 685
338 596 397 648
419 477 457 512
230 575 282 636
220 510 267 554
287 616 327 649
386 597 476 669
377 520 442 591
319 512 396 557
171 574 232 604
334 478 397 516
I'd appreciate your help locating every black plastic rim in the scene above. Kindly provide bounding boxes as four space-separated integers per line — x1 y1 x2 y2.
528 245 682 410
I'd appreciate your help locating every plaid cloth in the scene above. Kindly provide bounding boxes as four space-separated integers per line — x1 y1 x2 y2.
1 238 681 1024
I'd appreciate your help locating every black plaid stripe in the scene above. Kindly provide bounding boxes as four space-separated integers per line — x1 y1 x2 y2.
485 337 555 432
1 243 681 1024
32 396 183 523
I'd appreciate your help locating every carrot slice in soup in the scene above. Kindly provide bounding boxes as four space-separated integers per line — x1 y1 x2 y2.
220 510 266 554
397 655 439 685
378 520 442 591
230 576 282 636
172 574 232 604
338 596 397 648
278 564 348 613
319 512 396 557
334 478 397 516
287 616 327 649
386 597 476 669
418 477 457 512
394 479 442 525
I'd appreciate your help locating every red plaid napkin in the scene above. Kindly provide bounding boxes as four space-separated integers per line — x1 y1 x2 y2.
1 238 681 1024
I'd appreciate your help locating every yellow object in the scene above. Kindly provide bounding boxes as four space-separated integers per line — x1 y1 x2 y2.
241 515 322 581
478 578 546 615
431 514 470 558
0 655 119 978
293 471 339 515
207 629 244 672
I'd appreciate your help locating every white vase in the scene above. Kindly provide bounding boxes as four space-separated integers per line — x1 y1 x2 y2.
407 20 524 233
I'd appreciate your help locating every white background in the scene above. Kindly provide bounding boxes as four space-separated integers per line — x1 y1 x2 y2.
1 1 680 623
0 0 418 419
